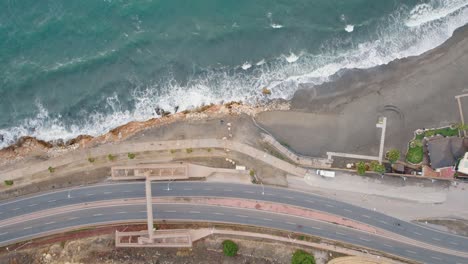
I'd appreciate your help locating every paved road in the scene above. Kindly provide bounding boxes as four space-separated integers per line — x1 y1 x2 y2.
0 182 467 263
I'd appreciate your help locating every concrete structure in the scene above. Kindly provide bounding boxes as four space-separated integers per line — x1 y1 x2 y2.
327 256 390 264
455 93 468 137
115 229 192 247
111 163 189 181
376 117 387 164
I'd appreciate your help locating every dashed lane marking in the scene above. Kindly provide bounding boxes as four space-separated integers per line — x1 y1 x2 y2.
432 237 441 241
12 208 20 211
0 232 8 236
28 204 38 207
45 221 55 225
325 204 335 208
405 250 417 254
362 215 370 218
163 210 177 213
103 192 112 194
383 244 393 248
412 231 422 236
183 188 192 191
286 222 296 225
116 211 127 214
236 215 248 218
223 189 233 192
93 214 103 217
68 217 78 220
23 227 32 230
47 200 56 203
243 191 254 194
189 211 200 214
359 237 371 242
213 212 224 215
344 209 352 213
262 218 273 221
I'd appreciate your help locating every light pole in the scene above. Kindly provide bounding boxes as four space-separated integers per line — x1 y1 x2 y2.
67 189 71 199
166 180 173 191
260 181 265 195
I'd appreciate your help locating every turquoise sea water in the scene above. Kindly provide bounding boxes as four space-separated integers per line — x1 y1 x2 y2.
0 0 467 147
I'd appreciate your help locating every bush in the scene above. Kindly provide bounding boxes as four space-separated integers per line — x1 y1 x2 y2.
222 240 238 257
370 161 385 174
386 149 400 163
406 145 423 164
4 180 13 186
356 162 366 175
291 249 315 264
108 154 116 161
48 166 55 173
249 169 255 177
170 149 177 154
128 153 136 159
206 148 212 152
88 157 96 163
186 148 193 154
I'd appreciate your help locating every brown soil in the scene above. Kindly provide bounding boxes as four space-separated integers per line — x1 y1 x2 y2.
416 218 468 237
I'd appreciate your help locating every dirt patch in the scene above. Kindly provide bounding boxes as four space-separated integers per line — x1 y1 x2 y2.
415 218 468 237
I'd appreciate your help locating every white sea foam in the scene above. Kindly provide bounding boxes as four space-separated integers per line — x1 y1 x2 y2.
345 24 354 32
406 0 468 27
241 62 252 70
271 23 283 29
285 52 299 63
1 2 468 148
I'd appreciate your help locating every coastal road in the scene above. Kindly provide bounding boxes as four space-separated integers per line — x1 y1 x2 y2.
0 182 467 263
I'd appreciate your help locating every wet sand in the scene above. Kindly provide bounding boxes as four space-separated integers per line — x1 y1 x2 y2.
257 24 468 157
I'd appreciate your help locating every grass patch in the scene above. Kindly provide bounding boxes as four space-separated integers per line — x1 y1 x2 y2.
406 145 423 164
186 148 193 154
48 166 55 173
416 127 459 140
170 149 177 154
127 153 136 159
87 157 96 163
4 180 14 186
107 154 116 161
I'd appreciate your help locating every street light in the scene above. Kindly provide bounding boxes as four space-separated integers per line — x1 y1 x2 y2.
67 189 71 199
260 181 265 195
166 180 173 191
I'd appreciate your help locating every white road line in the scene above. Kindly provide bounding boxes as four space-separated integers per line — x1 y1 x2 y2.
0 232 8 236
86 193 95 196
310 226 322 230
183 188 192 190
116 211 127 214
189 211 200 214
203 188 212 191
305 199 315 203
12 208 20 211
47 200 56 203
163 210 177 213
344 209 352 213
93 214 103 217
362 215 370 218
325 204 335 208
139 210 147 213
359 237 371 242
45 221 55 225
383 244 393 248
431 256 442 260
405 250 417 254
449 241 459 245
223 189 233 192
213 212 224 215
432 237 441 241
236 215 248 218
283 196 294 199
286 222 297 225
378 220 388 225
23 227 32 230
123 190 132 193
28 204 38 207
336 232 346 236
412 231 422 236
262 218 273 221
68 217 78 220
243 191 254 194
265 193 274 196
103 192 112 194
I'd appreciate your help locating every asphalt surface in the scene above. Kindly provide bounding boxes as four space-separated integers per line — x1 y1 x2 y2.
0 182 467 264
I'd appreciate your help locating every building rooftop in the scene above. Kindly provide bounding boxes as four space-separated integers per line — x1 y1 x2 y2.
426 136 468 169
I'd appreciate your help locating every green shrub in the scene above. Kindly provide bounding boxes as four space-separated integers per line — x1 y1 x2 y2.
206 148 212 152
186 148 193 154
170 149 177 154
291 249 315 264
370 161 385 174
406 145 423 164
222 240 238 257
108 154 116 161
249 169 255 177
356 162 366 175
386 149 400 163
128 153 136 159
88 157 96 163
4 180 14 186
48 166 55 173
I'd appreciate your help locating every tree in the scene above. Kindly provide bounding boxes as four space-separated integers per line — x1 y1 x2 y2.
108 154 116 161
386 149 400 163
370 161 385 174
128 153 136 159
222 240 238 257
291 249 315 264
356 162 366 175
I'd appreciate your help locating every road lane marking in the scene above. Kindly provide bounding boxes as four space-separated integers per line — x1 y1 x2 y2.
359 237 371 242
325 204 335 208
123 190 132 193
265 193 274 196
0 232 8 236
203 188 212 191
189 211 200 214
213 212 224 215
383 244 393 248
405 250 417 254
283 196 294 199
116 211 127 214
86 193 95 196
47 200 57 203
262 218 273 221
12 208 20 211
23 227 32 230
139 211 147 213
286 222 296 225
344 209 352 213
45 221 55 225
305 199 315 203
431 256 442 260
93 214 103 217
432 237 441 241
378 220 388 225
336 232 346 236
310 226 322 230
68 217 78 220
183 188 192 190
236 215 248 218
163 210 177 213
28 204 38 207
103 192 112 194
449 241 459 245
223 189 232 192
243 191 254 194
362 215 370 218
412 231 422 236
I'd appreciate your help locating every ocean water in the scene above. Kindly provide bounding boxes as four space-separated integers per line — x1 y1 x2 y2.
0 0 467 147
